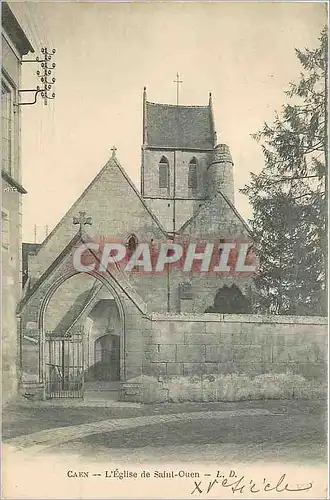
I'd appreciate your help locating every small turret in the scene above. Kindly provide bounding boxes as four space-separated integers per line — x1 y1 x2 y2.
208 144 235 203
208 92 217 146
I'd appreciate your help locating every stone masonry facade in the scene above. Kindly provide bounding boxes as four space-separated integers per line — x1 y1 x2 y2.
144 314 327 379
121 313 327 403
2 4 34 404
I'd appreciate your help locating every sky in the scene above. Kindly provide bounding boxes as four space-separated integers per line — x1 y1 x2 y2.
10 1 327 242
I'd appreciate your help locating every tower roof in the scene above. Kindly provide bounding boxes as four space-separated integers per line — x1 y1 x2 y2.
145 101 215 150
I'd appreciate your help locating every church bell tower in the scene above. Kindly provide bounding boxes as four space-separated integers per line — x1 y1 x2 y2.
140 86 235 233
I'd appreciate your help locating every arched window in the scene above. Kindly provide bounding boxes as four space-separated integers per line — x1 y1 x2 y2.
126 234 138 256
188 157 198 189
158 156 169 189
204 285 252 314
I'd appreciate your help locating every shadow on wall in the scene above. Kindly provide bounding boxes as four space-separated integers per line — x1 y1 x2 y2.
21 336 39 383
85 361 110 381
129 373 327 404
205 284 252 314
85 333 120 382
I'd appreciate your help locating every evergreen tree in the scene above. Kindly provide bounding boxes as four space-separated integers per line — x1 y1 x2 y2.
241 27 327 316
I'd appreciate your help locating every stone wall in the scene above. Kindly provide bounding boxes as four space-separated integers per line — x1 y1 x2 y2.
132 313 327 403
44 273 96 331
2 35 24 404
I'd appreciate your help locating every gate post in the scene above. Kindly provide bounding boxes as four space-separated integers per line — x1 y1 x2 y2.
81 326 85 399
38 326 46 400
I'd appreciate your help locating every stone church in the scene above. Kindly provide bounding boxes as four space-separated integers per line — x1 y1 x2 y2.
18 89 257 401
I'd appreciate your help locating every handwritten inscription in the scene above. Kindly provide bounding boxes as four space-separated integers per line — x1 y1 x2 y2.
191 470 313 495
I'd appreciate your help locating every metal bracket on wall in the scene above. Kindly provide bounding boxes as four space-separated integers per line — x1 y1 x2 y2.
17 47 56 106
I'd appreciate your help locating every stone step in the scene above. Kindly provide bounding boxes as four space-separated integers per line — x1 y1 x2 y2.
83 391 120 402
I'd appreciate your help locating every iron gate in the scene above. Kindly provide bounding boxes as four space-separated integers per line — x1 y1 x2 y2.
45 331 84 398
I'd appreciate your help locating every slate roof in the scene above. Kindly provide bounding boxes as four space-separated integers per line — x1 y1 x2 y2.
145 102 215 150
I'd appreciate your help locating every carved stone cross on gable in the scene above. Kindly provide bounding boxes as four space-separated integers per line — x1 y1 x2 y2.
73 211 92 233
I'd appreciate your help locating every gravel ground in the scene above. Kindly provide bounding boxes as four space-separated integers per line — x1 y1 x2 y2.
46 406 326 464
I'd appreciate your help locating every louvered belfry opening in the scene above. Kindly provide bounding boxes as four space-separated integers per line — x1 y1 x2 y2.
188 157 198 189
158 156 169 189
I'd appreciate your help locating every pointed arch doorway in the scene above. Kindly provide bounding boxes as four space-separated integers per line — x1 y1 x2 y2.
84 298 122 399
39 271 125 400
94 334 120 381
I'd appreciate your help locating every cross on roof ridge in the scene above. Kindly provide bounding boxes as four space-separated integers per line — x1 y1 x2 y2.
111 145 117 158
173 72 183 106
